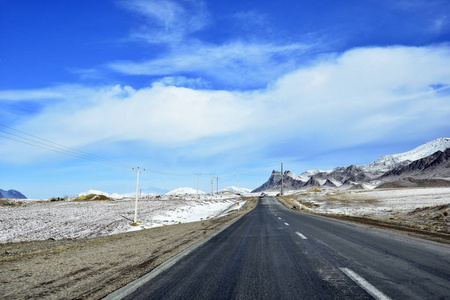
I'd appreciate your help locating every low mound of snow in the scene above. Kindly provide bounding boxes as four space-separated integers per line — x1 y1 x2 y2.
166 187 206 195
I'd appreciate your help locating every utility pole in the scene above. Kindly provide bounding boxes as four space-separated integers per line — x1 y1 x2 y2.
210 173 215 195
216 176 219 194
133 167 145 224
280 162 284 196
195 173 201 198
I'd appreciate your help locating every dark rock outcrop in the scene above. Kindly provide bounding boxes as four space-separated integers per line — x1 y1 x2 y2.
322 179 337 187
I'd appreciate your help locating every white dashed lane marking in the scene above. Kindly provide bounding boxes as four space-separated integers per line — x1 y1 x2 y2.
340 268 391 300
295 232 308 239
284 222 289 226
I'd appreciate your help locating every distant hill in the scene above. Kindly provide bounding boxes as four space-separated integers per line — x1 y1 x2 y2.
221 186 252 194
166 187 206 195
253 138 450 192
0 189 27 199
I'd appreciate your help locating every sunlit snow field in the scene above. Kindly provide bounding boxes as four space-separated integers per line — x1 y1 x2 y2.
283 188 450 217
0 194 243 243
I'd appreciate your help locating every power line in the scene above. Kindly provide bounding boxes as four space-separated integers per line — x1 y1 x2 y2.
0 124 126 165
0 124 132 169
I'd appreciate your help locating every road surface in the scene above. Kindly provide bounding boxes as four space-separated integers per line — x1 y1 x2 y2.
112 196 450 299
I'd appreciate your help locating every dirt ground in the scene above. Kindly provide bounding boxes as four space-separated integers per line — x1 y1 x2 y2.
0 198 257 300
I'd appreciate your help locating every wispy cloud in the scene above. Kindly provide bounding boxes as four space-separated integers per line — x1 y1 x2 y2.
118 0 210 44
109 1 326 89
0 89 64 101
109 41 314 89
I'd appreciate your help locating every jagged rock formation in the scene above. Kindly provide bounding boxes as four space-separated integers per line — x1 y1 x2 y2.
303 176 321 187
322 179 337 188
252 171 306 192
253 138 450 192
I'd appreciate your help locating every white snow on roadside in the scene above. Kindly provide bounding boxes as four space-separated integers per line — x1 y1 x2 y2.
0 194 242 243
292 187 450 217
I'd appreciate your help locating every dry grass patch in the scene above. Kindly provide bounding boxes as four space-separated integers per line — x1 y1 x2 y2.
72 194 112 202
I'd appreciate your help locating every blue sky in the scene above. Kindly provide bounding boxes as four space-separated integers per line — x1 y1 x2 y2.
1 0 450 198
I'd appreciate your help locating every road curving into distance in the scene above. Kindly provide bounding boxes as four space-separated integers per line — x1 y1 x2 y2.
106 196 450 300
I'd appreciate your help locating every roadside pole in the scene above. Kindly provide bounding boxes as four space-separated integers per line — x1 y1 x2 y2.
133 167 145 224
195 173 201 199
281 162 284 196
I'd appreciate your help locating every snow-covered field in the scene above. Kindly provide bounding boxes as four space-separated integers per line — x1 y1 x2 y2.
0 193 244 243
285 187 450 217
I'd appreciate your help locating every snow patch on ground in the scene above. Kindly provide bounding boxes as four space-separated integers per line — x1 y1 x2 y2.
0 194 242 243
289 187 450 217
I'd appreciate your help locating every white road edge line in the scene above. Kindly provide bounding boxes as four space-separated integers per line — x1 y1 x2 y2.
284 222 289 226
295 231 308 239
339 268 391 300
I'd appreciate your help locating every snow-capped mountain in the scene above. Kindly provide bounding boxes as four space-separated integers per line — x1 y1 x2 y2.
165 187 206 195
0 189 27 199
297 169 328 181
253 138 450 192
361 138 450 172
221 186 252 194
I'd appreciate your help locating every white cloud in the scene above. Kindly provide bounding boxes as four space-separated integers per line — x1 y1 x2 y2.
1 45 449 165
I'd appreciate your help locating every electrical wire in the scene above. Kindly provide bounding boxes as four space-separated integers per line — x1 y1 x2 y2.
0 124 133 169
0 123 271 178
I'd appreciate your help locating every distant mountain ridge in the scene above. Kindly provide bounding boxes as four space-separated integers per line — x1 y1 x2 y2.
0 189 27 199
253 138 450 192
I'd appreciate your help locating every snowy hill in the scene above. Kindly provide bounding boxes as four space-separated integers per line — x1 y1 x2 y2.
362 138 450 172
221 186 252 194
166 187 206 195
0 189 27 199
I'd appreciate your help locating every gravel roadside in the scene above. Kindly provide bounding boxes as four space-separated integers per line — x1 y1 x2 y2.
0 197 257 300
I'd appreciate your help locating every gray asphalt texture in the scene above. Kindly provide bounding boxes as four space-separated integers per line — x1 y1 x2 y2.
123 196 450 300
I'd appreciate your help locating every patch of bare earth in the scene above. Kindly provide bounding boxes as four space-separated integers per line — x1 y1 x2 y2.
0 198 257 300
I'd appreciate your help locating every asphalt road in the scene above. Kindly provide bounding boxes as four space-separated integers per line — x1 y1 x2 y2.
116 196 450 300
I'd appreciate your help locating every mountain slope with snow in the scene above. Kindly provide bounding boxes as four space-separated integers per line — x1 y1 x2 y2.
362 138 450 172
166 187 206 195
